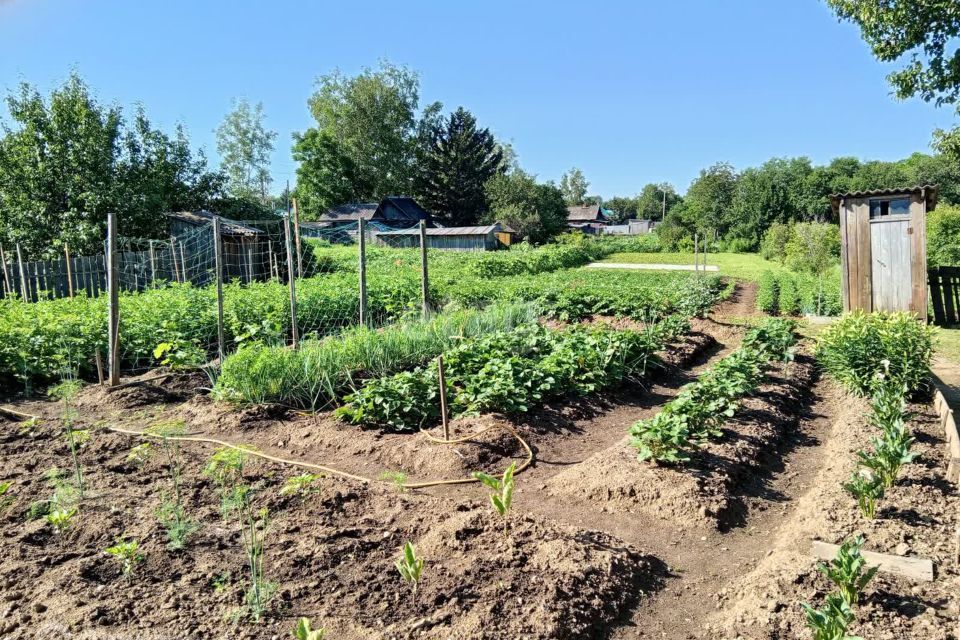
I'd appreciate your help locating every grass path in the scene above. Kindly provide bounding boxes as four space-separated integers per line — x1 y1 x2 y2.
599 251 790 281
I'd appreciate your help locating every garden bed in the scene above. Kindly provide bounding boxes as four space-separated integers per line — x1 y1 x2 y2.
545 353 817 530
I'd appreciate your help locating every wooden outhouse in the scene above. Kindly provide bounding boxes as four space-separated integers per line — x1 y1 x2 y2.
830 186 937 317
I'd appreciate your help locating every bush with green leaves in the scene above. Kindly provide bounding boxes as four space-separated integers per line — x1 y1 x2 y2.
777 273 800 316
756 271 779 314
816 311 934 395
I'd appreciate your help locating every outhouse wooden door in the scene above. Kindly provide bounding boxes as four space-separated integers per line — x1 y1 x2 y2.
869 217 913 311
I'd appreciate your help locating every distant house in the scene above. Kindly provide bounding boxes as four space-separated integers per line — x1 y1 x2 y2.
302 196 433 233
374 222 515 252
566 203 611 234
167 210 271 283
604 219 657 235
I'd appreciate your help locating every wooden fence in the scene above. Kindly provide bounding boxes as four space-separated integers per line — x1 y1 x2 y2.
928 266 960 326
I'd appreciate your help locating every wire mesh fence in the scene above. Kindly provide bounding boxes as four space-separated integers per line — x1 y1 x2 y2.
0 213 439 384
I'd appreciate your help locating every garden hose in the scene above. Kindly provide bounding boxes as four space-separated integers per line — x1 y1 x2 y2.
0 405 534 491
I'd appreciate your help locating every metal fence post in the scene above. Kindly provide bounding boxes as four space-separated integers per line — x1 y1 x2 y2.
292 197 304 279
358 218 368 326
107 212 120 386
0 244 10 297
148 240 157 286
213 217 226 363
419 220 429 320
283 214 299 348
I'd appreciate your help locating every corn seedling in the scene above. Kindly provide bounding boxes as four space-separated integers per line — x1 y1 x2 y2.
472 462 516 536
105 539 144 582
279 473 323 501
49 379 86 498
817 535 878 606
126 442 153 468
147 420 200 549
379 470 408 493
801 592 858 640
0 482 14 517
395 541 425 597
843 469 885 519
293 617 326 640
45 507 77 534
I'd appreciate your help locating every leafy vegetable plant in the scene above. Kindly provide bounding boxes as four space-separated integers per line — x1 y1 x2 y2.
472 462 516 536
843 470 885 519
45 507 77 534
801 592 858 640
105 539 144 581
817 535 878 606
293 617 326 640
279 473 323 501
395 541 425 596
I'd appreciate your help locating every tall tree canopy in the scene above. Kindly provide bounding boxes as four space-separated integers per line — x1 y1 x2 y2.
292 128 365 220
0 73 222 257
636 183 681 221
683 162 739 234
413 107 503 226
302 61 421 203
559 167 589 205
485 169 567 243
215 99 276 202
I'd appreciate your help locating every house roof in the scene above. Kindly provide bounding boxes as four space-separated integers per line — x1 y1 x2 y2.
376 223 515 236
829 185 938 216
166 211 266 237
566 204 608 222
315 202 380 223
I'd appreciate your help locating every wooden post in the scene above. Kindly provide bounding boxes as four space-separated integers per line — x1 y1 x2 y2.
703 232 709 272
292 197 303 278
419 220 430 320
358 218 368 326
16 243 28 302
170 238 181 283
179 242 187 283
213 217 226 363
693 233 699 274
283 214 299 348
64 244 74 298
106 212 120 386
438 355 449 440
94 350 104 386
0 244 10 297
148 240 157 286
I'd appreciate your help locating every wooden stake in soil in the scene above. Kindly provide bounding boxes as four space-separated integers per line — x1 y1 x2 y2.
438 354 449 440
148 240 157 286
170 237 181 283
419 220 430 320
16 243 28 301
358 218 368 326
213 217 226 363
292 197 303 279
106 212 121 386
0 244 10 297
95 350 104 386
811 540 933 582
693 233 699 275
283 214 299 348
64 243 74 298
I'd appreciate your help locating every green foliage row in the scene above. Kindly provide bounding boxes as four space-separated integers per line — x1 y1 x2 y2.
755 269 842 317
629 318 797 464
815 311 935 396
214 303 538 409
335 317 690 432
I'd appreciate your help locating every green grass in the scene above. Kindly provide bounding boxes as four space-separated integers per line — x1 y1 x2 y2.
935 327 960 364
598 252 790 282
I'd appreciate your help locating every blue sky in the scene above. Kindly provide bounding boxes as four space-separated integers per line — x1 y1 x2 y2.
0 0 955 197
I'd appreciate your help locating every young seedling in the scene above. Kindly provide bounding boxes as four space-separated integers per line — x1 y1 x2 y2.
279 473 323 501
472 462 516 536
126 442 153 468
379 470 409 493
816 535 878 606
49 379 86 497
395 541 425 597
105 539 144 582
293 617 326 640
856 437 915 489
801 592 857 640
843 469 885 519
45 507 77 534
147 420 200 550
203 446 249 518
0 482 14 517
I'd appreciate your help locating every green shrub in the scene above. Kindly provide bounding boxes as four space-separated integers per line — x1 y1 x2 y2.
784 222 841 275
756 271 779 314
795 269 842 316
760 222 793 262
815 311 935 395
778 274 800 316
927 204 960 268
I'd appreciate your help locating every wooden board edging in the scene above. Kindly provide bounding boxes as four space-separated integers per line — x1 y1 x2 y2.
811 540 934 582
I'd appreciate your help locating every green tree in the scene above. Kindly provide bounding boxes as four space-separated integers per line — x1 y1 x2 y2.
729 157 814 247
216 99 276 202
484 170 567 243
413 107 503 226
0 73 222 257
685 162 738 235
636 183 681 221
559 167 589 205
304 61 420 200
292 129 366 219
603 196 638 223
